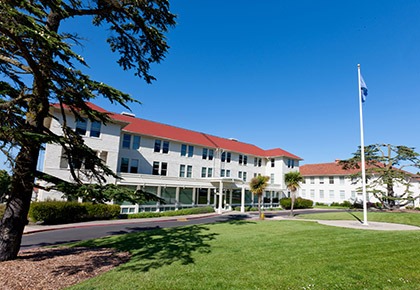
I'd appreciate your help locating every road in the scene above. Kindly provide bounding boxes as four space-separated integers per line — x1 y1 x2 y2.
21 209 344 250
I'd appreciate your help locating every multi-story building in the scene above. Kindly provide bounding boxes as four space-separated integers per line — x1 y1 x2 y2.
299 161 420 207
38 103 302 213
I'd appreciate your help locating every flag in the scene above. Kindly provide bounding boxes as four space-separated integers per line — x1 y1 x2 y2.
360 75 368 102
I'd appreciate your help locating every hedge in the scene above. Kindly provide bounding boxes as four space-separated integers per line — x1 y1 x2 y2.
280 197 313 209
126 206 215 219
29 201 121 225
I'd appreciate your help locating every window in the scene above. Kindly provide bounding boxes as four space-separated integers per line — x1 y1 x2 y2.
339 176 345 185
270 173 274 184
271 158 275 167
130 159 139 173
208 168 213 177
161 162 168 176
75 118 87 135
181 144 187 156
152 161 160 175
243 172 247 181
132 136 141 150
162 141 169 154
310 189 315 198
351 191 356 198
227 153 231 163
188 145 194 157
122 134 131 149
243 155 247 165
310 177 315 184
239 155 243 165
258 158 262 167
60 149 69 169
154 140 161 152
340 190 345 199
319 177 324 184
187 165 192 177
329 176 334 184
179 165 186 177
71 155 83 170
226 170 230 177
202 148 208 159
319 190 324 199
287 159 295 168
221 169 225 177
201 167 207 178
209 149 214 160
329 190 334 198
238 171 243 178
99 151 108 163
221 152 226 162
84 157 95 170
90 121 101 137
254 157 258 166
301 189 306 197
120 158 129 173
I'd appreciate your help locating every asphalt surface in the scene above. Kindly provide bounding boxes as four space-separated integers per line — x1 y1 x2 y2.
21 209 420 250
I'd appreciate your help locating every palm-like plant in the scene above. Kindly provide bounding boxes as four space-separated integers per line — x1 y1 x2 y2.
249 175 270 219
284 171 304 216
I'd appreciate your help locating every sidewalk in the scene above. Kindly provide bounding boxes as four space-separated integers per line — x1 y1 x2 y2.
23 210 420 234
23 212 221 234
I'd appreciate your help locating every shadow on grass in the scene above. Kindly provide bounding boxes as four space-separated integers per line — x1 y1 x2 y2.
221 214 256 225
75 224 218 272
346 210 363 223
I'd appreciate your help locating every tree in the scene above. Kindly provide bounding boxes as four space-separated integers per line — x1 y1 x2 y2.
0 1 176 261
284 171 303 216
339 144 420 209
249 175 270 220
0 170 11 203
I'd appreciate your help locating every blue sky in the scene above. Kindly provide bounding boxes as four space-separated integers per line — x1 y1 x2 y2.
2 0 420 170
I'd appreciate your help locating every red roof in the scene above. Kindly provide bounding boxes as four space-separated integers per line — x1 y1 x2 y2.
80 103 302 159
300 162 360 176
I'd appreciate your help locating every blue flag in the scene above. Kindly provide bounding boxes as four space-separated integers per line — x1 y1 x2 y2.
360 75 368 102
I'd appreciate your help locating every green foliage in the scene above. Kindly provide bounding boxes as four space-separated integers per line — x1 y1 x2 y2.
284 171 304 192
280 197 313 209
0 170 10 202
330 201 352 208
29 201 121 225
127 206 215 219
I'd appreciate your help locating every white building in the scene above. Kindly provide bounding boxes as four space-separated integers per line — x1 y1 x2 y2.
299 161 420 208
39 103 303 213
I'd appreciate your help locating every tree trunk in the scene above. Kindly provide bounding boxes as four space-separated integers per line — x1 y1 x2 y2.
290 191 295 217
258 194 262 219
0 144 40 261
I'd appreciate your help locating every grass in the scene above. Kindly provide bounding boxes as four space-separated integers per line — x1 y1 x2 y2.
297 211 420 227
68 215 420 289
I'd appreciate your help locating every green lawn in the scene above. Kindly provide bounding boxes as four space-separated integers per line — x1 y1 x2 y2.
69 217 420 289
297 211 420 227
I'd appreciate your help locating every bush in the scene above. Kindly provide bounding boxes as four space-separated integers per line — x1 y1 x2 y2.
127 206 215 219
29 201 121 225
280 197 313 209
330 201 352 208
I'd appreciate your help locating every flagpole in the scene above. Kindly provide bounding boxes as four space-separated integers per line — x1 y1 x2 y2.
357 64 368 225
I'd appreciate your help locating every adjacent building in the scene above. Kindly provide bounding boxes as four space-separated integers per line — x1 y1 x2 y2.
299 161 420 207
38 103 303 213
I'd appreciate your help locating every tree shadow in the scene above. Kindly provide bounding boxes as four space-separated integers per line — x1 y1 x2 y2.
219 214 256 225
75 224 218 272
346 210 363 223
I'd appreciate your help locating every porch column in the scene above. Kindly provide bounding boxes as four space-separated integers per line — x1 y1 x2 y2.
156 186 161 212
175 187 180 211
192 187 196 206
229 189 233 210
270 191 273 208
240 185 245 213
217 181 223 214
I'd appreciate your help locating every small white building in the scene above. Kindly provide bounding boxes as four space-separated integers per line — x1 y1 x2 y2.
39 103 303 213
299 161 420 208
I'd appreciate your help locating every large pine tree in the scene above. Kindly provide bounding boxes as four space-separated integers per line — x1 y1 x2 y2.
0 0 175 261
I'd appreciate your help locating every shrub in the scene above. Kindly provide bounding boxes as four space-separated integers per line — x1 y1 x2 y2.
280 197 313 209
29 201 121 224
330 201 352 208
127 206 215 219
